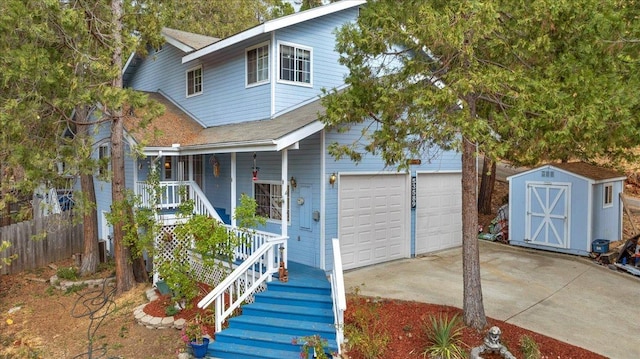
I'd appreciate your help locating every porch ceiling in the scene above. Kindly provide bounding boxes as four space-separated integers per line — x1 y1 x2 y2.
127 91 326 155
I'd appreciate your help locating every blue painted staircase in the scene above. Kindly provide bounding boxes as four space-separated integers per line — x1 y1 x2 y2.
207 262 338 358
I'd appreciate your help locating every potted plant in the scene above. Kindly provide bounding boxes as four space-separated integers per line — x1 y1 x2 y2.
182 315 210 358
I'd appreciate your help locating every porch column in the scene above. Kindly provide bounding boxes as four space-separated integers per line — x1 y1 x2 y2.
281 149 288 265
231 152 237 227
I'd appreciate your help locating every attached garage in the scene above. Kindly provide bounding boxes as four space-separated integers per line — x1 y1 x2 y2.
507 162 626 256
415 172 462 254
338 173 410 270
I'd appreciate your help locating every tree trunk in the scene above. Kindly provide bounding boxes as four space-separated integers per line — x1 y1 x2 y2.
125 202 149 283
478 157 496 215
111 0 134 295
76 106 100 277
461 104 487 331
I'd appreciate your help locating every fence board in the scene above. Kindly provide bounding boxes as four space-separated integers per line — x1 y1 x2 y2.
0 214 83 275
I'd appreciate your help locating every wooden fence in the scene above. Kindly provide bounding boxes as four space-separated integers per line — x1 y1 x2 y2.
0 213 83 275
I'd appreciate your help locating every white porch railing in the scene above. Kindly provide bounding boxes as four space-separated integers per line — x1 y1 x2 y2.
330 237 347 354
197 236 288 332
136 181 222 223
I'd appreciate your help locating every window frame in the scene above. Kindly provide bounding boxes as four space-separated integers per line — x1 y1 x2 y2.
163 156 173 180
186 65 203 97
277 41 312 87
246 42 270 87
253 180 291 224
98 144 109 177
603 184 613 208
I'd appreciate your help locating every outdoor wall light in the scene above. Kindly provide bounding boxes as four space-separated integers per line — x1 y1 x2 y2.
290 176 297 189
329 173 337 187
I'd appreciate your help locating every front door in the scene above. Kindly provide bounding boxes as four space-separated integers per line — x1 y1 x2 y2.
526 183 569 248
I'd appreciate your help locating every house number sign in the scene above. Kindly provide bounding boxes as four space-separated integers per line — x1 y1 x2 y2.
411 176 416 208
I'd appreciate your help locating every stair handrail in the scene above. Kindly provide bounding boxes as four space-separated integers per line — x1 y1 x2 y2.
135 180 222 223
197 236 287 332
330 237 347 354
188 181 223 223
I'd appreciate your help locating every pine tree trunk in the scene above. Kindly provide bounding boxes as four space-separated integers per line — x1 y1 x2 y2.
478 157 496 215
111 0 134 295
461 99 487 331
76 106 99 277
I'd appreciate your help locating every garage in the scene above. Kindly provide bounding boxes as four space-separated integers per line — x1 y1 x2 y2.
338 173 410 270
415 172 462 254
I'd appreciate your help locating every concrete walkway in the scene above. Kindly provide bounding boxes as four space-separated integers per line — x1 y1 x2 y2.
344 240 640 359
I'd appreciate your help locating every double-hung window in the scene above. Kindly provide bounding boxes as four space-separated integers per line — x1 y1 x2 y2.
279 42 311 85
186 65 202 97
98 144 109 177
254 181 290 222
246 43 269 86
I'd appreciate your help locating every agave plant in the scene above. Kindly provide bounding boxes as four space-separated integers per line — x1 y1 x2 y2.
422 313 466 359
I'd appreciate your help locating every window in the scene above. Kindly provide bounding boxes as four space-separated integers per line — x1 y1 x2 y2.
164 156 172 180
246 43 269 86
279 43 311 85
604 184 613 207
98 144 109 177
254 181 290 222
186 65 202 97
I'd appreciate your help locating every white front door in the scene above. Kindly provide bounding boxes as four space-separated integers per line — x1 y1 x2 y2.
338 174 410 270
526 183 570 248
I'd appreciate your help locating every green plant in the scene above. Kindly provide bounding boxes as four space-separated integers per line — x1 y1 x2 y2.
293 334 330 359
182 314 207 344
64 283 88 294
520 335 541 359
56 266 79 280
165 305 179 316
344 287 390 359
422 313 466 359
156 244 199 309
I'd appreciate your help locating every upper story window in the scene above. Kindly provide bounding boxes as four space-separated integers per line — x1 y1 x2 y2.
98 144 109 177
246 43 269 86
603 184 613 208
278 42 312 86
186 65 203 97
254 181 290 223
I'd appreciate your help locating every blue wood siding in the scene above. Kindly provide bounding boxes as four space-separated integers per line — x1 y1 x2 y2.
273 8 358 114
591 181 624 241
323 126 462 268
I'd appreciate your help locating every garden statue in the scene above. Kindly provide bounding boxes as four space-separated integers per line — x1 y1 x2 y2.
470 326 516 359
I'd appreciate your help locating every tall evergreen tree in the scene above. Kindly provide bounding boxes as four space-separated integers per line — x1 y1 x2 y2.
321 0 640 330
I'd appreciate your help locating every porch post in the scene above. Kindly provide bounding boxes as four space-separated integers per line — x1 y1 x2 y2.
231 152 237 227
281 149 288 266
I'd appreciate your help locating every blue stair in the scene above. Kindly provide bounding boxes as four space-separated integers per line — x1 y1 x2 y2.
208 262 338 359
214 207 231 225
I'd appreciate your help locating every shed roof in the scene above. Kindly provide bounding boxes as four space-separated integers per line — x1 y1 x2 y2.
507 161 626 183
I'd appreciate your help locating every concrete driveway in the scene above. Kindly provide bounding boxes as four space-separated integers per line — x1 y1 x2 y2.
343 240 640 358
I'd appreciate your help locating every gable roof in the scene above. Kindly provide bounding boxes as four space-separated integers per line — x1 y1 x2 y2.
182 0 366 64
161 27 220 52
508 161 626 183
130 92 326 155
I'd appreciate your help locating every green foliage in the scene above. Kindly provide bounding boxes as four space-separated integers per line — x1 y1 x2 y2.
65 283 88 295
519 335 542 359
294 334 330 359
1 241 17 269
156 244 199 309
421 314 466 359
56 266 79 281
345 287 390 359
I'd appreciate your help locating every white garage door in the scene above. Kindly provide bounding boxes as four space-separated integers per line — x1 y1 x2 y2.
339 174 410 270
415 172 462 254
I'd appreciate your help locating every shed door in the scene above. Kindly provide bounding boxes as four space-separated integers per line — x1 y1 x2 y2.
339 174 410 270
526 183 569 248
415 173 462 254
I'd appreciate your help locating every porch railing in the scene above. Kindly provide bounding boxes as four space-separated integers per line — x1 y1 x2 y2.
197 236 288 332
136 181 222 223
330 237 347 354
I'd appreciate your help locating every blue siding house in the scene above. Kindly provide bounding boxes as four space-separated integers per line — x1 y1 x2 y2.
507 162 626 256
92 2 462 356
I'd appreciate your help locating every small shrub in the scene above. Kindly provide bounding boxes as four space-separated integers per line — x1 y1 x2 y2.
520 335 541 359
422 313 466 359
57 266 79 280
345 287 390 359
165 305 179 316
293 334 330 359
64 283 88 294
